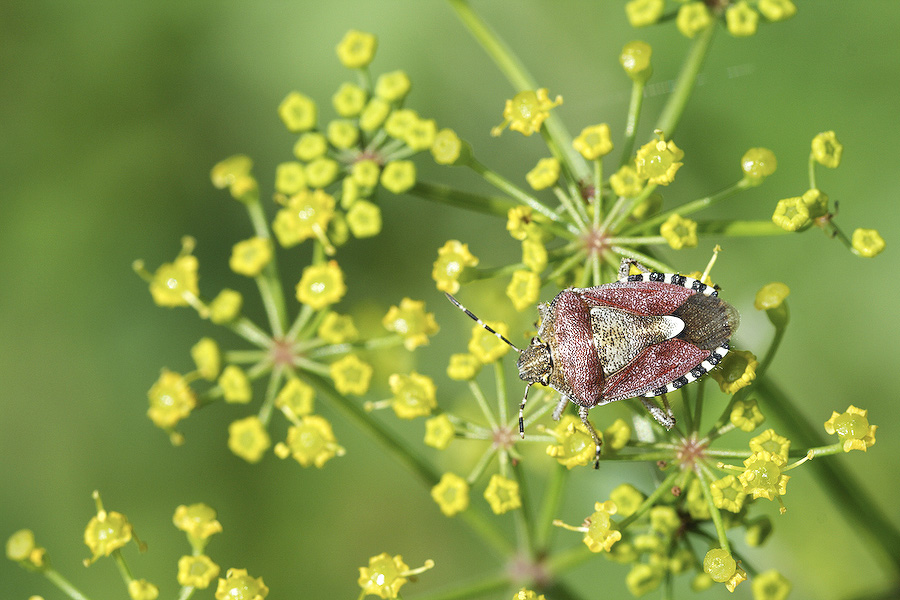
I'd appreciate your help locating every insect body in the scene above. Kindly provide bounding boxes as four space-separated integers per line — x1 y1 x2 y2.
446 258 740 468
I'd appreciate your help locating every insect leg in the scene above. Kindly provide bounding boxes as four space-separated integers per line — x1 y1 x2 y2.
552 395 569 421
518 383 532 439
578 405 603 469
640 395 676 430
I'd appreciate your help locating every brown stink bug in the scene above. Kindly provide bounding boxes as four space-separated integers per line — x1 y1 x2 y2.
445 257 740 468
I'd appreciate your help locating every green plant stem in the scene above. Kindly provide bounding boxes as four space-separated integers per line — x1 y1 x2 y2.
535 463 568 550
619 79 646 168
410 181 517 217
43 568 93 600
621 179 749 236
257 364 284 426
756 378 900 576
469 380 499 430
510 458 536 556
447 0 587 181
618 468 681 530
308 373 514 556
695 219 790 237
413 572 510 600
654 22 716 138
609 246 672 273
808 154 817 190
696 463 731 552
228 317 273 348
245 200 288 337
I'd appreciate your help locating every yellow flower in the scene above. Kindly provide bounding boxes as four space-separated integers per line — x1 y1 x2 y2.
824 405 877 452
274 415 345 468
703 548 736 583
730 397 765 432
636 136 684 185
215 568 268 600
210 154 253 190
811 130 843 168
710 475 747 513
725 1 759 37
326 119 359 150
468 319 512 363
525 157 560 190
209 289 242 324
293 131 327 161
431 472 470 516
296 261 347 310
851 228 886 258
754 282 790 310
147 369 196 429
177 555 220 589
274 162 306 195
660 214 698 250
521 237 547 273
484 474 521 514
609 164 645 197
583 500 622 552
84 506 134 563
332 81 367 117
710 349 758 394
375 70 411 102
317 312 359 344
128 579 159 600
759 0 797 21
329 354 373 396
336 30 377 69
625 0 664 27
424 415 455 450
227 416 270 463
172 503 223 541
272 189 336 248
432 240 478 294
382 297 440 351
506 270 541 312
359 97 391 132
148 240 199 308
725 567 748 592
506 206 535 241
381 160 416 194
358 553 434 599
275 377 315 417
229 237 272 277
305 156 340 188
676 2 712 38
351 159 381 190
431 128 464 165
546 415 597 469
573 124 613 160
491 89 562 137
752 570 792 600
603 418 631 451
278 91 317 132
619 41 653 83
388 372 437 419
771 196 811 231
740 147 777 185
739 451 790 507
749 428 791 462
347 200 383 238
219 365 251 404
404 118 437 151
446 353 481 381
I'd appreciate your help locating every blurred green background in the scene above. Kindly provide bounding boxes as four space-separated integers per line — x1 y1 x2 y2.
2 2 898 599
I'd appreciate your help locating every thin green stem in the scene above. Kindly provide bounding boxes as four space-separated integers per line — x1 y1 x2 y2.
43 568 93 600
619 80 646 168
467 444 499 484
510 458 535 556
654 22 716 138
535 463 569 550
244 200 288 336
413 572 509 600
696 463 731 552
227 317 273 349
808 153 817 190
756 378 900 576
610 246 672 273
308 372 514 556
694 219 790 237
257 364 285 426
469 380 499 430
447 0 587 181
621 179 748 236
410 181 516 217
618 468 681 530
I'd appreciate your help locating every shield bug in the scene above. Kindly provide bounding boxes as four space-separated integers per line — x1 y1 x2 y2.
445 258 740 468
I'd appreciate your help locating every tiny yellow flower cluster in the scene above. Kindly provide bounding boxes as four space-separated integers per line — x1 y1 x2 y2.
358 552 434 599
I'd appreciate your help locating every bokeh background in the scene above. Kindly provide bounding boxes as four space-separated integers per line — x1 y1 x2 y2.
2 2 898 599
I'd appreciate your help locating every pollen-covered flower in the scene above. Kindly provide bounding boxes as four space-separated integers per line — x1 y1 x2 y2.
208 289 242 324
625 0 664 27
711 349 758 394
851 228 886 258
229 237 272 277
178 555 220 589
275 378 315 417
273 189 336 248
219 365 251 404
147 240 200 308
771 196 811 231
147 369 196 429
404 118 438 152
351 159 381 190
573 124 614 160
546 415 597 469
759 0 796 21
741 147 778 185
84 507 133 563
128 579 159 600
381 160 416 194
725 1 759 37
432 240 478 294
506 270 541 312
347 200 383 238
278 91 317 132
336 30 377 69
750 429 791 462
388 372 437 419
382 298 440 351
610 164 645 197
296 261 347 309
484 474 521 514
636 137 684 185
447 353 481 381
329 354 373 396
676 2 712 38
468 320 512 363
358 553 434 599
603 419 631 451
275 415 345 468
491 89 562 137
583 500 622 552
752 569 792 600
431 128 464 165
660 214 698 250
811 130 843 168
424 414 455 449
525 157 560 190
739 451 790 509
619 40 653 83
730 397 765 431
431 472 470 516
215 568 268 600
824 405 877 452
710 475 747 513
172 503 222 545
227 416 271 463
332 81 367 117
